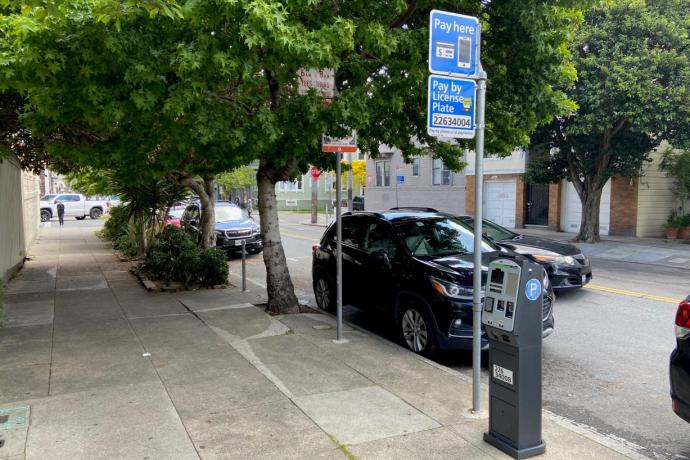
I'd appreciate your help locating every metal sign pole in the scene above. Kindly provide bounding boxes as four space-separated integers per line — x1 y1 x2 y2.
241 239 247 292
335 151 343 341
347 153 354 212
472 67 488 413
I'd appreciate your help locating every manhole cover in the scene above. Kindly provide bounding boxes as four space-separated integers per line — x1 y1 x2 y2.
312 325 332 330
0 406 29 430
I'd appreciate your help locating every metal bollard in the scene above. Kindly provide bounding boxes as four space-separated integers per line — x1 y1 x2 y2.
241 239 247 292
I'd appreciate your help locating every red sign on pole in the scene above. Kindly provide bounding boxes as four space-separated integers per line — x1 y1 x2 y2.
310 167 321 179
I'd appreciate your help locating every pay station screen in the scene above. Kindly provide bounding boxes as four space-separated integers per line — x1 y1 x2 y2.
483 260 522 332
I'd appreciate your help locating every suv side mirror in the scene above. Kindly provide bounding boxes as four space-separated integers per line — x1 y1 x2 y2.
369 249 392 270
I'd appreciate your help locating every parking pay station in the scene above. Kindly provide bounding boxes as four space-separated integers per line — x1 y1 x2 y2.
482 258 546 458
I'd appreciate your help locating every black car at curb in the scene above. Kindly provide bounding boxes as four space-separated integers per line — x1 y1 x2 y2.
311 209 554 356
182 202 263 254
670 295 690 422
458 216 592 290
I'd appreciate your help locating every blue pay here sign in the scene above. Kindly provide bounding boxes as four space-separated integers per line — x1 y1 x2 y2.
427 75 476 139
428 10 480 77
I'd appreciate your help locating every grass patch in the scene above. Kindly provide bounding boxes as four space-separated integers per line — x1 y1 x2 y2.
326 433 358 460
284 328 295 335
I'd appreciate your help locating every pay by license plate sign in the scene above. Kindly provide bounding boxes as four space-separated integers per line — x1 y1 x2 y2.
427 75 476 139
492 364 514 386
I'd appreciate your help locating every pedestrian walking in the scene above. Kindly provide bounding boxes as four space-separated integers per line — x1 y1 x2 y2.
246 198 253 217
56 201 65 227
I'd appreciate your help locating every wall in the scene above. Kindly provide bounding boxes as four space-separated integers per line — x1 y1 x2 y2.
463 150 527 175
0 157 40 282
364 149 466 214
636 147 687 237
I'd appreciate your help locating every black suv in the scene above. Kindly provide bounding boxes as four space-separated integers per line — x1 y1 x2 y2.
312 209 554 356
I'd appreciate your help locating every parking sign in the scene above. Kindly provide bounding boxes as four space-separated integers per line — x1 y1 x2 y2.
427 75 476 139
428 10 480 77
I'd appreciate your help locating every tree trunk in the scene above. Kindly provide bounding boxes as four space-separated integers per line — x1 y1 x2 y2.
257 166 300 314
574 184 603 243
176 174 216 248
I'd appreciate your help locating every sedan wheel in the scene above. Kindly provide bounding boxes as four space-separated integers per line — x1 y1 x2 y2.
401 308 428 353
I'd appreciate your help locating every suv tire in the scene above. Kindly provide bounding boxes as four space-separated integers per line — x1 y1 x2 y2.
40 209 52 222
314 272 336 313
399 301 437 357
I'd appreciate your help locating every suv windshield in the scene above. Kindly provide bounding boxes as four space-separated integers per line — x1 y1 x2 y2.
215 206 247 222
395 217 496 257
41 194 56 201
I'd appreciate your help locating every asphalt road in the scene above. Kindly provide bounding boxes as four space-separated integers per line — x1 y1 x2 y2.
232 213 690 460
54 214 688 459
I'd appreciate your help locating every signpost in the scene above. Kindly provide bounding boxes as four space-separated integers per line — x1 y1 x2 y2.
427 9 485 415
322 135 355 343
395 175 404 208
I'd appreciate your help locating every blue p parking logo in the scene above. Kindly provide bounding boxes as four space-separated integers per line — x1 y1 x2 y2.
525 278 542 301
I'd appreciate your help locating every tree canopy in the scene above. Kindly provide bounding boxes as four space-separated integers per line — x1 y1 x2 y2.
1 0 587 311
527 0 690 241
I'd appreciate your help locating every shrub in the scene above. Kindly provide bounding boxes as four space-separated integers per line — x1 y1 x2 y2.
141 226 228 286
113 235 140 259
100 205 130 241
197 249 229 286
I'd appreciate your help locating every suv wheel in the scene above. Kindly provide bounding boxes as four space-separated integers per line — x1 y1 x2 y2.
314 273 335 313
400 304 437 357
40 210 51 222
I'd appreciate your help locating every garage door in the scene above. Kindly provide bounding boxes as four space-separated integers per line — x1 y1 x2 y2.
562 180 611 235
484 181 517 228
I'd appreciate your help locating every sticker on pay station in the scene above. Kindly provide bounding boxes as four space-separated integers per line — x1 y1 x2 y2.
427 75 476 139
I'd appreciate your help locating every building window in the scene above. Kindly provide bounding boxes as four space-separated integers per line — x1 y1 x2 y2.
432 158 452 186
278 176 304 192
412 158 420 177
376 161 391 187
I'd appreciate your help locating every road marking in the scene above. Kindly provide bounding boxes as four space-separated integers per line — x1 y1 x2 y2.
281 231 320 242
584 283 680 305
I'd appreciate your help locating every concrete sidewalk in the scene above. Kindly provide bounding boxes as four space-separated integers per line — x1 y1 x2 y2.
0 224 648 459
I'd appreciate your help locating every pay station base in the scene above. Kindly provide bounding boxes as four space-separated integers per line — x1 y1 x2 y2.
484 432 545 459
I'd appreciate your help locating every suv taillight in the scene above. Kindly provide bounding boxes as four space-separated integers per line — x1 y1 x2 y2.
312 244 321 254
675 300 690 339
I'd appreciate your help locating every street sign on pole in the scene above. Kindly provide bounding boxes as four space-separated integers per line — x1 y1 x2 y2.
427 75 477 139
322 131 357 153
396 175 405 184
334 152 345 343
428 10 480 77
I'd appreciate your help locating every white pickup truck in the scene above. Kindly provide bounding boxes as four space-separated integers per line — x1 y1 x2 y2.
39 193 111 222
